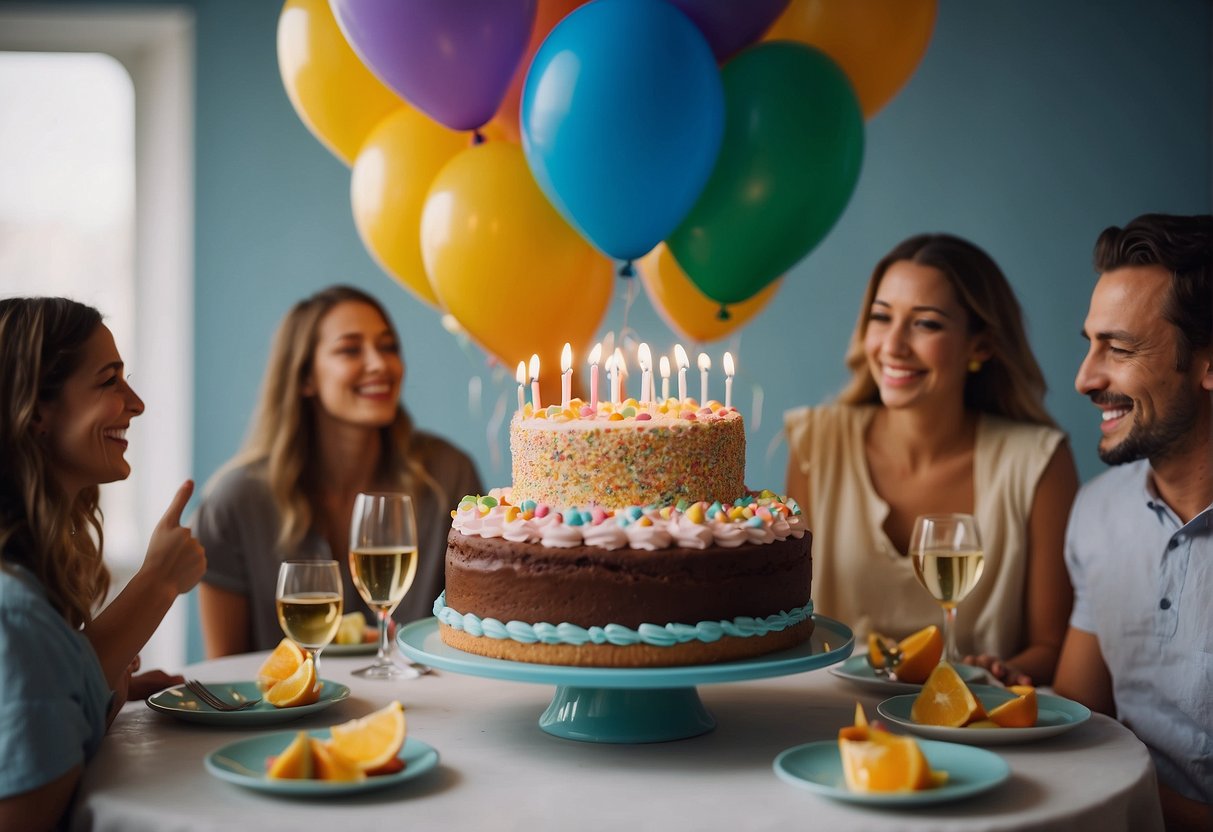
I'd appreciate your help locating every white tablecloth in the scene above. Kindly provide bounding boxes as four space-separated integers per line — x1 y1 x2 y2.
70 646 1163 832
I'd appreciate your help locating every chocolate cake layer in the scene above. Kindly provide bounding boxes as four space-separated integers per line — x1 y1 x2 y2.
444 528 812 629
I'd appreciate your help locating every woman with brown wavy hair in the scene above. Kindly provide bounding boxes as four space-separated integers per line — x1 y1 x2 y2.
785 234 1079 685
197 285 481 657
0 297 205 831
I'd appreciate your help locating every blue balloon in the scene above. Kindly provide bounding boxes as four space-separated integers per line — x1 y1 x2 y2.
521 0 724 264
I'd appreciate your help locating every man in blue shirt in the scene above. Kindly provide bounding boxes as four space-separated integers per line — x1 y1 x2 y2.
1055 213 1212 832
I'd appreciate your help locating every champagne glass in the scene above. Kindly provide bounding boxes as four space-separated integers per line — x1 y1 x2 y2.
909 513 985 665
275 560 342 689
349 492 420 680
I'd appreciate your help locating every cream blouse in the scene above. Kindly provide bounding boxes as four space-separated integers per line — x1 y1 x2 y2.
784 403 1063 658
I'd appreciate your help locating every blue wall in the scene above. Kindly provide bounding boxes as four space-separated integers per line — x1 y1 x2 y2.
22 0 1203 657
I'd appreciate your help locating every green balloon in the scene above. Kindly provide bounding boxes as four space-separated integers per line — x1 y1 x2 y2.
667 42 864 306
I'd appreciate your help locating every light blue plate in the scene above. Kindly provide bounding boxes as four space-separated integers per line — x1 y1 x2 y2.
773 739 1010 806
829 655 986 694
205 731 438 795
877 685 1092 745
399 616 853 744
147 680 350 726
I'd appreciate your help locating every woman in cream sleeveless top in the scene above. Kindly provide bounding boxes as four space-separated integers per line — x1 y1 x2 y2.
785 234 1078 685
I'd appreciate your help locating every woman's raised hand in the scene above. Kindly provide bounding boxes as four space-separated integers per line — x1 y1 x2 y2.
143 480 206 596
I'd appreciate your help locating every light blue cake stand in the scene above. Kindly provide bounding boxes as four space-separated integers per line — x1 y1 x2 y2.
398 616 853 744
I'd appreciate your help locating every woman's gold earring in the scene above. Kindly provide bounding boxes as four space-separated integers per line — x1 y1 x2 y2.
968 359 983 373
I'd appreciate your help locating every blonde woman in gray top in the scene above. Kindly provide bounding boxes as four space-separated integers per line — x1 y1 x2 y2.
785 234 1078 685
197 285 481 656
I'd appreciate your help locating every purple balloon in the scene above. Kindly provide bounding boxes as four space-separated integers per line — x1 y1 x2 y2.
665 0 789 62
330 0 537 131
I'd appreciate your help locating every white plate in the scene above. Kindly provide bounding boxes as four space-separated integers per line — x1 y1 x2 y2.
877 685 1092 745
828 655 986 694
774 739 1010 806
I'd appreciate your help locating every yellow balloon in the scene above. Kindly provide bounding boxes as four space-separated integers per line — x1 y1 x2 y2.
764 0 937 118
277 0 404 165
351 108 469 308
638 244 782 343
421 142 613 403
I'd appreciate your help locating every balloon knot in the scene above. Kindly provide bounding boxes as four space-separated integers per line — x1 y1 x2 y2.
618 260 635 278
472 129 486 145
716 305 731 321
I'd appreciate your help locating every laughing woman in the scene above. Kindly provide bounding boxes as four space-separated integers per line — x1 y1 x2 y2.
0 298 206 831
196 285 481 656
785 234 1079 685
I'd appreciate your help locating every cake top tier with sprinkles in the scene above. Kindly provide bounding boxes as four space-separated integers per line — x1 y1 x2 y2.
509 398 746 510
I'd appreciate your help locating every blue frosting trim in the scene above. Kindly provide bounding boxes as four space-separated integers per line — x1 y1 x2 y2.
432 592 813 648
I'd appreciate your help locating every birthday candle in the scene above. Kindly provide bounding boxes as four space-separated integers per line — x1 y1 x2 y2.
637 343 652 405
613 347 627 403
529 353 541 411
659 355 671 401
698 353 711 404
607 353 620 404
515 361 527 415
674 344 689 402
588 342 602 412
723 351 735 409
560 342 572 409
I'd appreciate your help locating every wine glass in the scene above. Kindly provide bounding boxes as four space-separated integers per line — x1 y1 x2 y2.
349 492 420 680
275 560 343 689
908 513 985 665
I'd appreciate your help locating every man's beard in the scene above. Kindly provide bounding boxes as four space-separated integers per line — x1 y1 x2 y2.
1096 391 1200 466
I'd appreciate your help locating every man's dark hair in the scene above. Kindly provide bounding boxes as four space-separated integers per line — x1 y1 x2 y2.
1093 213 1212 370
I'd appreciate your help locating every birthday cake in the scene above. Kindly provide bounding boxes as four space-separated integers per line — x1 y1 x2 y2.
437 395 813 667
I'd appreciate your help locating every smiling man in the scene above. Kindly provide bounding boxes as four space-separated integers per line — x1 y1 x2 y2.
1054 213 1212 831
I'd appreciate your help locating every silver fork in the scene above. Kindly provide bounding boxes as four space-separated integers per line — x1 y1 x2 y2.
867 635 904 681
184 679 261 711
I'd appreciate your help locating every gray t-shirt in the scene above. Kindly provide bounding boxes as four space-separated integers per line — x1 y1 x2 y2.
196 432 482 651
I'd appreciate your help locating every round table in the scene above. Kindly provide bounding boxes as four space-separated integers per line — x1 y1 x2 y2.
71 644 1163 832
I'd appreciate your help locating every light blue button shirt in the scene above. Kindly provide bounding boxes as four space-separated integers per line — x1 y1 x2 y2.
0 564 112 799
1066 458 1213 805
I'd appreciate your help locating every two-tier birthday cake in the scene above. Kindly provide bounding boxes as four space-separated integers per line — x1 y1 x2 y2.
436 397 813 667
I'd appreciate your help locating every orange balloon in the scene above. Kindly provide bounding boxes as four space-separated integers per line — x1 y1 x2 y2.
351 107 469 308
420 142 613 404
763 0 937 118
277 0 405 165
638 244 782 343
490 0 589 143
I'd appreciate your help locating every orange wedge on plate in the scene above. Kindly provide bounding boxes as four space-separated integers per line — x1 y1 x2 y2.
266 730 313 779
911 662 986 727
327 701 407 773
265 657 321 708
866 626 943 684
256 638 305 692
838 703 946 792
311 739 367 782
987 687 1038 728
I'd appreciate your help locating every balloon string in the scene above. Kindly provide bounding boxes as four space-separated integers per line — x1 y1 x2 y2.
618 260 635 278
620 275 636 337
717 304 731 321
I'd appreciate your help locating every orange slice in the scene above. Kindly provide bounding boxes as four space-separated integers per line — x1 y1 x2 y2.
866 626 943 684
256 638 305 692
311 739 366 782
893 625 943 684
265 657 321 708
987 687 1038 728
327 701 407 772
911 662 986 727
838 703 944 792
267 730 313 779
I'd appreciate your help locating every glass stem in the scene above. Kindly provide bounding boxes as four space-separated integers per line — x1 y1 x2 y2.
310 648 322 692
377 608 391 664
942 604 958 664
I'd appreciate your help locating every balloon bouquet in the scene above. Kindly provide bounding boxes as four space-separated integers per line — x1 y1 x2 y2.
277 0 936 398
